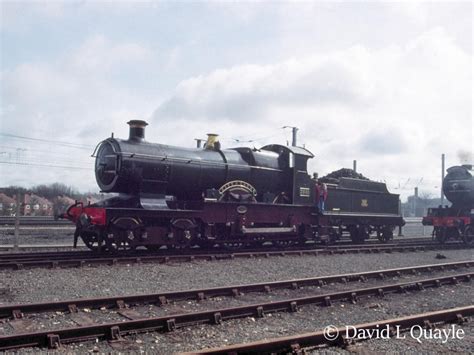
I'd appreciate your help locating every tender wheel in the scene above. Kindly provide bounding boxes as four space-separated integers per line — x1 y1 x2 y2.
349 225 367 244
273 240 295 248
328 229 341 244
222 242 245 250
145 245 163 252
377 227 393 243
462 226 474 245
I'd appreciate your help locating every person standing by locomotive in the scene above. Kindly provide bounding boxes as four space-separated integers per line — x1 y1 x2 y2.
315 180 328 214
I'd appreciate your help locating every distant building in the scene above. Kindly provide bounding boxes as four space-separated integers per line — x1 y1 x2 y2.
23 193 53 216
402 196 443 217
53 195 76 216
0 193 16 216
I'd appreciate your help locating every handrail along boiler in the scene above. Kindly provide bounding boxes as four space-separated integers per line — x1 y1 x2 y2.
64 120 404 251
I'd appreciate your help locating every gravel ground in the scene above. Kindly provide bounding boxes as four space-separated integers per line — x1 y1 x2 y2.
0 267 470 337
0 249 472 353
0 249 472 304
9 282 472 354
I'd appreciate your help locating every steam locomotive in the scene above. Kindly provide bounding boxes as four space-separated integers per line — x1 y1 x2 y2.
63 120 404 251
422 164 474 244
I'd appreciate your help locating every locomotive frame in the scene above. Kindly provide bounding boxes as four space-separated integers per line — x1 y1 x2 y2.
422 205 473 244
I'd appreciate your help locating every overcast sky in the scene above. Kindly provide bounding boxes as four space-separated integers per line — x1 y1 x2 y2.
0 1 472 201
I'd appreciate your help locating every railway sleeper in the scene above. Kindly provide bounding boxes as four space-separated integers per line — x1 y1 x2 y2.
47 334 61 349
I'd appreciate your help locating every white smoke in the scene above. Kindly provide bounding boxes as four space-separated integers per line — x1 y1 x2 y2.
457 150 473 164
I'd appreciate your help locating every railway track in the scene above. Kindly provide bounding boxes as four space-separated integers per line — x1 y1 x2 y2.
0 241 469 270
0 261 471 350
0 216 70 226
0 236 433 251
191 306 473 354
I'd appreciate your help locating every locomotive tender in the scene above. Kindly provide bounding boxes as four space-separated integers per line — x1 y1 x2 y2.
422 164 474 244
64 120 404 251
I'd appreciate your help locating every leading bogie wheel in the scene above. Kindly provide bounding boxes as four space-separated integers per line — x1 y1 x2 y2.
80 231 104 252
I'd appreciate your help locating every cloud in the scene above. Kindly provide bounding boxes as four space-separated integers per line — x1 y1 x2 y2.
68 35 152 73
0 35 157 191
152 27 472 199
2 34 155 132
1 0 471 202
0 1 66 31
359 128 408 155
457 150 473 165
153 46 375 121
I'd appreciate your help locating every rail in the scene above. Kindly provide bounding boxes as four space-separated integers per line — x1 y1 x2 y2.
0 216 70 226
191 306 473 354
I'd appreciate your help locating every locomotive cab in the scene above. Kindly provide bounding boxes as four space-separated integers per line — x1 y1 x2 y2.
260 144 315 205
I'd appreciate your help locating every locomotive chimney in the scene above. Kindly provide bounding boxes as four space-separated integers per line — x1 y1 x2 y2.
204 133 220 150
127 120 148 141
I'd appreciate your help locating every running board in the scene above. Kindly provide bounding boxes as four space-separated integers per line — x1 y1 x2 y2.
241 226 297 234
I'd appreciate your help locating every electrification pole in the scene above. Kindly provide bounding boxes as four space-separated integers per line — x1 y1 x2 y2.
414 187 418 216
441 153 445 206
14 193 21 250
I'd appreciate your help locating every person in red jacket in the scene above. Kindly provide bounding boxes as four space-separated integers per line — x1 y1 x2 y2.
315 181 328 214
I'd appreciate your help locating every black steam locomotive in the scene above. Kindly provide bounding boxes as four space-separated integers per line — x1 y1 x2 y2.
64 120 404 251
422 164 474 244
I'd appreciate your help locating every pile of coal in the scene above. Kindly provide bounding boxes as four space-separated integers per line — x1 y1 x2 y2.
320 168 370 184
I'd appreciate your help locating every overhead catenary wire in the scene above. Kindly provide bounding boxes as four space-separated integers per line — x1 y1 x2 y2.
0 160 91 170
0 145 93 162
0 132 94 150
225 127 288 144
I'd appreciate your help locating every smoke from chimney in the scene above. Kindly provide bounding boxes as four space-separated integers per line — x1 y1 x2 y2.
457 149 473 164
